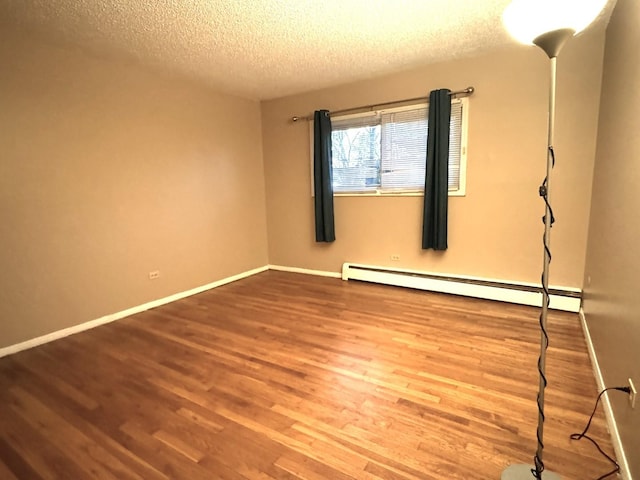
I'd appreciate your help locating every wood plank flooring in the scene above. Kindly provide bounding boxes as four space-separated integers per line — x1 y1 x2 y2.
0 271 617 479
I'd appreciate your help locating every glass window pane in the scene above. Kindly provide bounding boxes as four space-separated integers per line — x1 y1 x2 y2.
327 99 465 194
331 124 381 192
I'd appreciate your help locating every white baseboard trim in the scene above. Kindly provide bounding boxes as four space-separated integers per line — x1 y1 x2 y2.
268 264 341 278
0 265 269 359
579 308 630 480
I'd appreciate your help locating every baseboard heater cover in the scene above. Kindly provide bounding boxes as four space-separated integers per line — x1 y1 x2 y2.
341 263 581 312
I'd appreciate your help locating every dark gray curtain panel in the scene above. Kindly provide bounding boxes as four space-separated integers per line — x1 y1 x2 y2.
313 110 335 242
422 89 451 250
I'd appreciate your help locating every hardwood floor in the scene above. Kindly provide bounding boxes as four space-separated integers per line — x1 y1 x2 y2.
0 271 617 479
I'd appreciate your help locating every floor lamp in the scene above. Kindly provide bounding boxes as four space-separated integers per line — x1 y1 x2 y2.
500 1 609 479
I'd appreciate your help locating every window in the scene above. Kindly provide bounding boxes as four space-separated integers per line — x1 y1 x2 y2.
323 98 468 196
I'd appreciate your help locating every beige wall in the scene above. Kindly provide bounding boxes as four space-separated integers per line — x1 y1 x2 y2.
0 29 269 349
262 29 605 287
583 0 640 476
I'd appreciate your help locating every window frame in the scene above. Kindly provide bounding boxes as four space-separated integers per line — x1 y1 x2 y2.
309 97 469 198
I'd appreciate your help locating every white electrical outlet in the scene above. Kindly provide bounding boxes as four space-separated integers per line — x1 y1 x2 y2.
149 270 160 280
629 378 637 409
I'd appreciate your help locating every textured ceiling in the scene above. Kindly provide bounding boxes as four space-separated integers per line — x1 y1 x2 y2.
0 0 614 100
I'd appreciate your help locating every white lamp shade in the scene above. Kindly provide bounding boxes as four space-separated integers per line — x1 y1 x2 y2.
503 0 608 45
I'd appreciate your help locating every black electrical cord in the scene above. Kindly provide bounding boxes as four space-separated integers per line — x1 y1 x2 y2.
531 146 556 479
570 386 630 479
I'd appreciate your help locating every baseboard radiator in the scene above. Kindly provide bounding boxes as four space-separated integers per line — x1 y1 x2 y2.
341 263 581 313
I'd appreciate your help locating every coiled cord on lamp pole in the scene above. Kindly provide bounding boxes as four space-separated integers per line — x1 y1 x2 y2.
532 145 555 479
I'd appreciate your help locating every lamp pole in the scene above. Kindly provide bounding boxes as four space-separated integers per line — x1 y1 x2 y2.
501 28 574 480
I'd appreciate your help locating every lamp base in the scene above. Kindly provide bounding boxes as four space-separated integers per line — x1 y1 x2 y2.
501 465 561 480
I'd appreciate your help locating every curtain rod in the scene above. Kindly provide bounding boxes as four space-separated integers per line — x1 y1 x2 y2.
291 86 474 122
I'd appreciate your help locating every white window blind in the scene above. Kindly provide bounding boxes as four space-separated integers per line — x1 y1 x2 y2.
448 101 463 191
380 107 428 191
